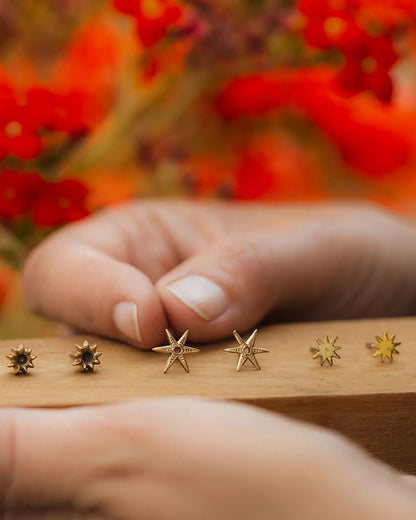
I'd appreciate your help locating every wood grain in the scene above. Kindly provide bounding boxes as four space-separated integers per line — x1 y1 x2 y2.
1 316 416 472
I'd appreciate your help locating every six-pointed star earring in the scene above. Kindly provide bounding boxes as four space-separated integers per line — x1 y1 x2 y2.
224 329 269 371
311 336 341 366
367 332 400 363
152 329 200 373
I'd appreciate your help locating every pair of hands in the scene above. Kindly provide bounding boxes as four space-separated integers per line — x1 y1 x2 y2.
3 199 416 518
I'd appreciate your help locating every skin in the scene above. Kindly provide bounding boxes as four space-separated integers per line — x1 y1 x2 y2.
22 200 416 346
0 398 416 519
1 200 415 517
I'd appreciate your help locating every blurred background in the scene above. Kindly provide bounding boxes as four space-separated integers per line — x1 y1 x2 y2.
1 0 416 338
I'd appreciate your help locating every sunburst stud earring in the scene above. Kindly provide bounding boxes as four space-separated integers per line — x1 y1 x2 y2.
6 344 37 375
367 332 400 363
70 341 102 372
152 329 200 374
311 336 341 366
224 329 269 371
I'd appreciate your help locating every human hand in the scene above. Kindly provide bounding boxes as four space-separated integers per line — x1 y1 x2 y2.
23 200 416 347
1 398 415 519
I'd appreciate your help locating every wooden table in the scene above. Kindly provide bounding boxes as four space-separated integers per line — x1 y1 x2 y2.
1 316 416 473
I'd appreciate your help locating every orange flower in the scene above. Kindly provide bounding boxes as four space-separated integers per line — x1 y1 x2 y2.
141 38 193 81
52 20 123 127
84 169 139 210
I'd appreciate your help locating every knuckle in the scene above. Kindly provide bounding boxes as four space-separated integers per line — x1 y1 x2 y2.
212 234 277 303
213 236 266 279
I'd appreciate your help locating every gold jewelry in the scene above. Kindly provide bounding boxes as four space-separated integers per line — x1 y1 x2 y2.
224 329 269 371
70 341 102 372
367 332 400 363
152 329 200 373
311 336 341 366
6 344 37 375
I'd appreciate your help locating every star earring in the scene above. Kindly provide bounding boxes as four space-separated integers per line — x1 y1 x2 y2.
70 341 102 372
152 329 200 373
311 336 341 366
6 345 37 375
367 332 400 363
224 329 269 371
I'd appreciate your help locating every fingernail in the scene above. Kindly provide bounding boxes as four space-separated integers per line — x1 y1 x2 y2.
166 275 228 321
113 302 142 343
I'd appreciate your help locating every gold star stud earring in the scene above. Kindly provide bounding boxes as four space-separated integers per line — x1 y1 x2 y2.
367 332 400 363
224 329 269 371
311 336 341 366
152 329 200 373
6 344 37 375
70 341 102 372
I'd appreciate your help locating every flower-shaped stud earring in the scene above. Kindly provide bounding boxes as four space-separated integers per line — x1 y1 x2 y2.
6 344 37 375
152 329 200 373
70 341 102 372
224 329 269 371
311 336 341 366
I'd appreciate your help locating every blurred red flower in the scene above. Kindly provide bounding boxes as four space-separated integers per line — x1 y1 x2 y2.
27 88 88 136
113 0 183 47
0 170 45 219
336 120 411 175
234 147 275 199
299 0 365 51
136 1 182 47
112 0 141 16
336 35 398 102
215 72 293 120
216 64 411 179
233 135 321 201
0 89 43 160
32 179 90 227
359 0 416 29
292 67 412 176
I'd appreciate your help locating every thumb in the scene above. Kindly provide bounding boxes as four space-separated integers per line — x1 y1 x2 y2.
156 223 341 342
